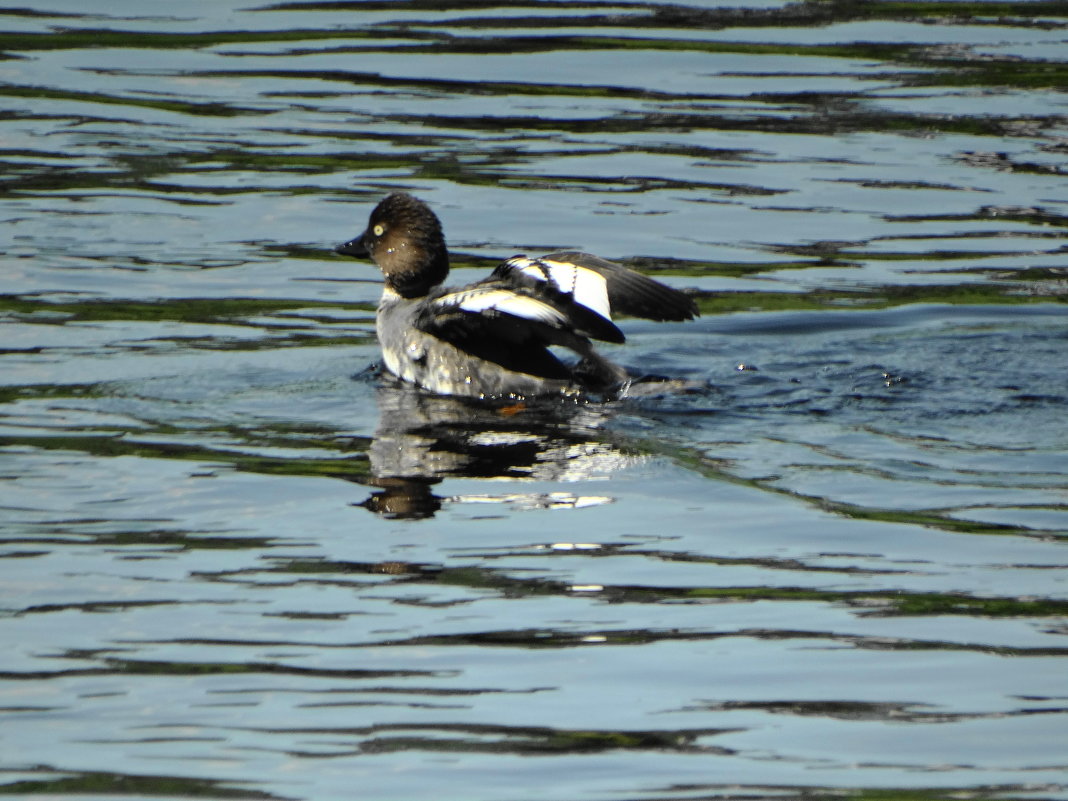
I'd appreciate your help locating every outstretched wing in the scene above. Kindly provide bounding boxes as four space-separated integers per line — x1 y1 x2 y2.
411 253 696 379
411 279 622 380
421 270 625 347
492 256 613 325
495 252 698 323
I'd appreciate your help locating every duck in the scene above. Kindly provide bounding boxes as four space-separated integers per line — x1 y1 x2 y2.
334 192 698 400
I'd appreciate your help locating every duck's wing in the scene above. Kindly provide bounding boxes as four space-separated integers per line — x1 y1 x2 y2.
494 252 698 323
419 274 625 348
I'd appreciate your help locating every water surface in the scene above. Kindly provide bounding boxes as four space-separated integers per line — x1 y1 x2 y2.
1 1 1067 800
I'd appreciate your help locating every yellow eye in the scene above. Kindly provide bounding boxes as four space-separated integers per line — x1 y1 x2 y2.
372 223 385 237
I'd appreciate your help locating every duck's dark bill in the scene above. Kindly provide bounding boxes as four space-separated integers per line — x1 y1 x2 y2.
335 235 369 257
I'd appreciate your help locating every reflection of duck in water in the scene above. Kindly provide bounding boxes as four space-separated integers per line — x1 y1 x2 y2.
358 380 629 519
335 192 697 400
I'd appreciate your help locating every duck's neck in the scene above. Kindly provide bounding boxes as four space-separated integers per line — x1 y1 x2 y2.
383 251 449 299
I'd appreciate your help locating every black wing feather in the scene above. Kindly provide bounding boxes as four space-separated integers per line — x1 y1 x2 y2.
415 282 594 380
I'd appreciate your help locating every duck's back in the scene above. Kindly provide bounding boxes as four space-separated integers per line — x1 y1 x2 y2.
376 287 577 399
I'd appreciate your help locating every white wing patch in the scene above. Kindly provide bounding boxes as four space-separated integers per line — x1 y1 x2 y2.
443 288 566 327
505 257 612 322
505 257 551 284
540 259 611 321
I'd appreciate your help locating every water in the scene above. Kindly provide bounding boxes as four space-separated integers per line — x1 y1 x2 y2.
2 1 1067 799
